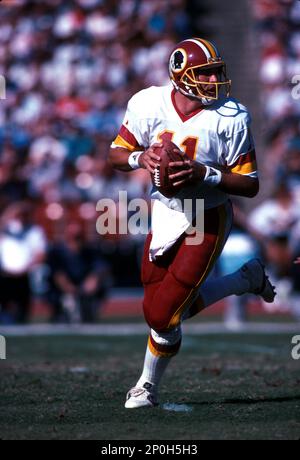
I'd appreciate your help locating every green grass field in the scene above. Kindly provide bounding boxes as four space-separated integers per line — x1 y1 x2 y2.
1 332 300 440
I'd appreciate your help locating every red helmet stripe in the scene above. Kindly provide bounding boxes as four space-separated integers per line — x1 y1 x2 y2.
196 38 219 59
183 38 211 60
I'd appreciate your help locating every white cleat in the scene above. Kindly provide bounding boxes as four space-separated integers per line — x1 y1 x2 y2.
240 258 276 303
125 382 158 409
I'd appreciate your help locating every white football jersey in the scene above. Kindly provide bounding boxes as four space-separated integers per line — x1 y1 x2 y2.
112 84 257 210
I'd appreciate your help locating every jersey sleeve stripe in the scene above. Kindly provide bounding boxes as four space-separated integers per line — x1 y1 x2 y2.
111 135 137 151
111 125 141 151
230 161 257 175
119 125 140 148
228 149 257 174
229 149 256 168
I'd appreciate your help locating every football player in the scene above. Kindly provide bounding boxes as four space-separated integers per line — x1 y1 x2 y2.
108 37 276 408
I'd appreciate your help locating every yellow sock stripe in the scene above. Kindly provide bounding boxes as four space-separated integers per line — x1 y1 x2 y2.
147 336 179 358
167 203 228 329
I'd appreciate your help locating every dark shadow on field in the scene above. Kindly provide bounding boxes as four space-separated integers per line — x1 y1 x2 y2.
189 395 300 405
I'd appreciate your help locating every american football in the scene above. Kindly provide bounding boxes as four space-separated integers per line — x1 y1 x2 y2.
151 140 188 198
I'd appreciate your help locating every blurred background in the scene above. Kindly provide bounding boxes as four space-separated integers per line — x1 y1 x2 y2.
0 0 300 326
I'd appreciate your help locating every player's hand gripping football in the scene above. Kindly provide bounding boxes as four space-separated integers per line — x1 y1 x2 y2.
138 143 162 173
168 151 207 187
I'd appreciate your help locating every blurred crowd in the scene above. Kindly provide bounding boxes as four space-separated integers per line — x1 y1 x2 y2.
250 0 300 315
0 0 299 324
0 0 194 323
220 0 300 327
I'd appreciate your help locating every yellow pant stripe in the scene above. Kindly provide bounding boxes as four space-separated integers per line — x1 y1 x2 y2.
167 203 228 329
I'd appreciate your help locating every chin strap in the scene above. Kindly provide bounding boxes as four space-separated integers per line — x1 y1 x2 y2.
172 80 216 106
199 97 215 106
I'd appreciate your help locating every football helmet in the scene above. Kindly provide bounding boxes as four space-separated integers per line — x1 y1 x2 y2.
169 38 231 104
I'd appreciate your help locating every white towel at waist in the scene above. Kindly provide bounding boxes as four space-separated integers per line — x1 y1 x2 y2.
149 199 192 261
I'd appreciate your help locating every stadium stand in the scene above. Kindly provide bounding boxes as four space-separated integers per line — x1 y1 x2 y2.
0 0 299 322
0 0 195 322
249 0 300 315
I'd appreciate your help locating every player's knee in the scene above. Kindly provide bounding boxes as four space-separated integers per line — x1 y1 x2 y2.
143 301 174 332
143 273 191 331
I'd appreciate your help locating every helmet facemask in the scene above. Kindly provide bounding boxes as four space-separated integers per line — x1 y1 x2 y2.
179 63 231 102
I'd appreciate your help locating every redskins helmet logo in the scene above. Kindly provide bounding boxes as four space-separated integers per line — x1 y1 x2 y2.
169 48 187 73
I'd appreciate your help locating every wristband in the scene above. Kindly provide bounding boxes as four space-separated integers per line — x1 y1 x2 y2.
128 151 143 170
203 165 222 186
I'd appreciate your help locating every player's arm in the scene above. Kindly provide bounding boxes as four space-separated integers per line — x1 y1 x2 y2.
169 128 259 198
108 92 163 173
108 147 136 172
169 158 259 198
218 124 259 197
108 144 162 173
217 170 259 197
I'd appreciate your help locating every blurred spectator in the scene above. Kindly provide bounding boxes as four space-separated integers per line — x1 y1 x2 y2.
248 182 300 242
218 201 260 329
0 0 192 208
0 202 47 323
248 182 300 312
253 0 300 169
47 221 111 323
276 137 300 205
0 0 195 318
250 0 300 317
290 250 300 320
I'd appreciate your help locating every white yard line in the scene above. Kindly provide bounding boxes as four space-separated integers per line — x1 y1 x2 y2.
0 322 299 336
